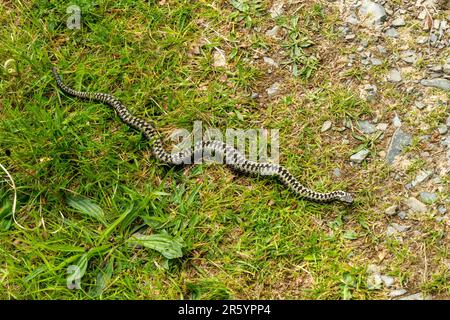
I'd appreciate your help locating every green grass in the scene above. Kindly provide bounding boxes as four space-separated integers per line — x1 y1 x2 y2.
0 1 448 299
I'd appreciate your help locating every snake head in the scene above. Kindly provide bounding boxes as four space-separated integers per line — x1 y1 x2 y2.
335 191 354 204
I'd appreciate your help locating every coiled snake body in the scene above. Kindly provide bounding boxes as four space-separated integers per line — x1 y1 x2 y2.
52 67 353 203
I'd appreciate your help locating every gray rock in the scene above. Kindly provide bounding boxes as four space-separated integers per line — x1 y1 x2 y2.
393 114 402 127
407 170 433 189
389 289 407 297
376 123 388 131
333 168 341 177
438 124 448 134
392 17 406 27
385 205 398 216
346 13 359 25
385 28 399 38
419 192 438 204
405 197 427 213
421 78 450 91
398 293 426 300
321 120 332 132
265 26 281 38
377 45 387 54
357 120 376 134
401 50 418 64
414 101 426 110
381 275 395 288
443 64 450 75
388 69 402 83
398 211 407 219
386 128 412 163
437 205 447 214
350 149 370 164
367 273 383 290
429 65 443 72
363 84 378 102
371 58 383 66
359 0 387 25
266 82 280 96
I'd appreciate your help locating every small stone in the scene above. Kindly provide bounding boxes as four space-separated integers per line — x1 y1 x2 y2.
371 58 383 66
266 82 280 96
358 0 387 25
421 78 450 90
367 273 382 290
389 289 407 298
333 168 341 177
408 170 433 189
385 28 399 38
392 17 406 27
357 120 376 134
398 293 425 300
386 128 412 163
416 36 428 44
266 26 281 38
414 101 426 110
376 123 388 131
345 34 356 40
388 69 402 83
385 205 398 215
269 0 284 18
393 114 402 127
346 13 359 25
350 149 370 164
263 57 278 67
362 84 378 102
381 275 395 288
405 197 427 213
437 205 447 214
443 64 450 75
401 50 417 64
429 65 443 72
321 120 332 132
438 124 448 134
398 211 407 219
377 46 387 54
446 116 450 127
419 192 438 204
212 49 227 67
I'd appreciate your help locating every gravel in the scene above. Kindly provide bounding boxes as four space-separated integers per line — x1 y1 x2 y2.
321 120 332 132
388 69 402 82
385 128 412 163
350 149 370 164
404 197 427 213
419 191 438 204
358 0 387 25
420 78 450 90
357 120 376 134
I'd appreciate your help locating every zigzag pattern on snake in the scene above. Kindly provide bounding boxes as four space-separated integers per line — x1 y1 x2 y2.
51 67 353 203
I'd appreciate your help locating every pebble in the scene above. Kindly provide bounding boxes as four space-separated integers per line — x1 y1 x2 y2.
446 116 450 127
333 168 341 177
265 26 281 38
376 123 388 131
350 149 370 164
386 128 412 163
404 197 427 213
266 82 280 96
385 205 398 215
321 120 332 132
443 64 450 75
385 28 399 38
438 124 448 134
392 17 406 27
377 45 387 54
419 192 438 204
212 49 227 67
421 78 450 91
398 293 425 300
389 289 407 298
407 170 433 189
414 101 426 109
388 69 402 83
263 57 278 68
358 0 387 25
371 58 382 66
363 84 378 101
398 211 407 219
269 0 284 18
401 50 417 64
393 114 402 127
367 273 382 290
437 205 447 214
357 120 377 134
381 275 395 288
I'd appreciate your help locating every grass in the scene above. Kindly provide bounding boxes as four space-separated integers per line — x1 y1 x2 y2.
0 1 448 299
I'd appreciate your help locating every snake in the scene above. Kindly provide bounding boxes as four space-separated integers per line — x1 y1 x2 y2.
51 67 353 203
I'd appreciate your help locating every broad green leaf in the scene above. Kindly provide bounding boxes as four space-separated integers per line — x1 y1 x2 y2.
67 195 106 224
129 233 184 259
